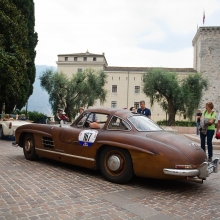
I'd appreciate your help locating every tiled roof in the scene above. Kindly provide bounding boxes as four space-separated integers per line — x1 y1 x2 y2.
105 66 197 72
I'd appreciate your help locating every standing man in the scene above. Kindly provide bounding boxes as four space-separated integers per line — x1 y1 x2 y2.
87 106 98 122
196 109 202 135
56 108 63 123
137 100 151 119
75 107 84 120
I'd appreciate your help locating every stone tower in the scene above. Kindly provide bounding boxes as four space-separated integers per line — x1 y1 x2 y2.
192 26 220 112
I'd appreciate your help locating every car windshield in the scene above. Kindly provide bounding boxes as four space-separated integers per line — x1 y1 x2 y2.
128 115 163 131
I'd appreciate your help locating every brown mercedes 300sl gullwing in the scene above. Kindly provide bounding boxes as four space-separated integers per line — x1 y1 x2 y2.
12 108 219 184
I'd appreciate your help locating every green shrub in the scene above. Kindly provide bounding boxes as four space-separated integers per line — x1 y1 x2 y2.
12 110 48 123
27 111 48 123
157 120 196 127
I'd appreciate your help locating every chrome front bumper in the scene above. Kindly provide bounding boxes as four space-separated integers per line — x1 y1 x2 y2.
163 158 219 180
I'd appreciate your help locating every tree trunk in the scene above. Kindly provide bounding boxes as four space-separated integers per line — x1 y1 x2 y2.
168 113 176 126
167 99 177 126
65 105 71 122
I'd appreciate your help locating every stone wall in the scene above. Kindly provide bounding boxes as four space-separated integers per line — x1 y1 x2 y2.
192 26 220 113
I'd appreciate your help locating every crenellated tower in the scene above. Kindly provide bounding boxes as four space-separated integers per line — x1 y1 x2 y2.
192 26 220 112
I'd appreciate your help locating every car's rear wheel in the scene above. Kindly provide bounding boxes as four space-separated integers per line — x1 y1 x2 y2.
99 147 134 184
23 134 38 160
0 126 6 140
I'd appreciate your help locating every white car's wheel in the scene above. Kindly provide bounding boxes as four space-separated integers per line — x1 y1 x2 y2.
0 126 6 140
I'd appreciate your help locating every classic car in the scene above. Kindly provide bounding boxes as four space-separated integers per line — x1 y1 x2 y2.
12 108 219 184
0 116 31 139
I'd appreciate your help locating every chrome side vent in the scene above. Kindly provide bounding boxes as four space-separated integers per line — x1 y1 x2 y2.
42 137 55 149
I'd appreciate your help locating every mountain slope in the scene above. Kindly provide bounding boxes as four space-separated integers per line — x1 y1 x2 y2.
27 65 56 115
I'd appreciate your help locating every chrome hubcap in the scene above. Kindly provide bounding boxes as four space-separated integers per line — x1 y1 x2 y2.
107 155 121 171
25 141 31 151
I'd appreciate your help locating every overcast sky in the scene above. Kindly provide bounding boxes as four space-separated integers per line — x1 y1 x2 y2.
34 0 220 68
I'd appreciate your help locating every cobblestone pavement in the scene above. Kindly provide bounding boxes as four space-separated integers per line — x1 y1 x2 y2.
0 139 220 220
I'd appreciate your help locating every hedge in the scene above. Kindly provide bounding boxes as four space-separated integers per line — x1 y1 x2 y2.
157 120 196 127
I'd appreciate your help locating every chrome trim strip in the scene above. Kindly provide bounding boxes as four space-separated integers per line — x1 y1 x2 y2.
35 148 95 161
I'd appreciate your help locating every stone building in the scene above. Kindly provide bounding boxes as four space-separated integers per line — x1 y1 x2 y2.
56 26 220 121
192 26 220 112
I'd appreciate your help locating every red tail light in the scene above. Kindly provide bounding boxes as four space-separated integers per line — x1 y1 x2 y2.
9 122 12 129
175 165 192 169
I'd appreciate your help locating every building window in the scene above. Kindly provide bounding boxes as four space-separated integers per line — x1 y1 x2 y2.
119 77 120 80
111 101 117 108
78 68 82 73
112 85 117 93
93 57 96 61
112 76 113 80
134 77 135 81
135 86 140 93
126 77 128 81
134 102 139 109
74 57 77 61
65 57 68 61
83 57 87 61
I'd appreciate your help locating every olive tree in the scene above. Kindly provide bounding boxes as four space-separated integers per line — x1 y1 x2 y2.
142 68 208 126
39 68 108 120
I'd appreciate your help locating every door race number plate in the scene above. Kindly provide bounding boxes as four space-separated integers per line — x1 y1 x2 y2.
78 130 98 147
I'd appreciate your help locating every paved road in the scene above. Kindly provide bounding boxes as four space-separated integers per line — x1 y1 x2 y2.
0 139 220 220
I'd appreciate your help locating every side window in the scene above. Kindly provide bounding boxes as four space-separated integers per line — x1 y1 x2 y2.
107 116 130 130
77 113 89 128
76 113 109 129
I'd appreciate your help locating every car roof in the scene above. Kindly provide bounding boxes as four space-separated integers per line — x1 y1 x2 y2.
83 107 132 116
84 107 137 118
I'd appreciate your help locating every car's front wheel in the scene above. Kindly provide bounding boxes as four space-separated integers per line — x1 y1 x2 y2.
0 126 6 140
99 146 134 184
23 134 38 160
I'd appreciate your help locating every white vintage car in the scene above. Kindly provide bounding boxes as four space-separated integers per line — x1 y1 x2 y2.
0 119 31 139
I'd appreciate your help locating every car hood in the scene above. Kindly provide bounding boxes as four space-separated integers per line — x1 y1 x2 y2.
144 131 206 164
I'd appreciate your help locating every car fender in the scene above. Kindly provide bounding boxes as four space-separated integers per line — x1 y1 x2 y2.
0 121 13 136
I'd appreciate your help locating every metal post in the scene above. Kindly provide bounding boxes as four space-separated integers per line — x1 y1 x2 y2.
25 80 30 117
127 71 129 108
